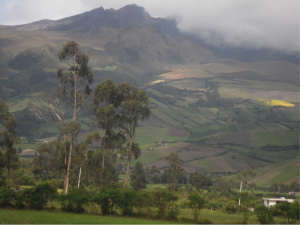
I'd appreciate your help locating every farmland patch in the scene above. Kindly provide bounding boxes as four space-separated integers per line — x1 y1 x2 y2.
252 130 299 147
204 132 251 146
206 157 235 172
168 128 189 137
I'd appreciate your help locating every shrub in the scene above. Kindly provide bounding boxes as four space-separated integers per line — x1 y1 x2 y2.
0 187 16 208
187 193 206 223
255 205 274 224
116 188 137 216
60 188 89 213
49 179 63 189
21 182 57 209
93 188 121 214
223 200 238 214
18 175 35 186
151 190 179 220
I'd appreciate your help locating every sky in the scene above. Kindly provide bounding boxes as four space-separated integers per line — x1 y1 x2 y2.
0 0 299 54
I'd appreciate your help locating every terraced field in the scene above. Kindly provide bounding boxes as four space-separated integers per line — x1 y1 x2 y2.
251 130 299 147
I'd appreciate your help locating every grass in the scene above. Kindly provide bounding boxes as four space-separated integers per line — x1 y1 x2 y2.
132 142 189 166
235 123 265 132
251 130 299 147
0 209 173 224
188 158 216 172
93 65 117 71
150 109 181 127
229 146 299 163
133 127 188 148
161 108 196 128
149 98 169 110
189 124 223 140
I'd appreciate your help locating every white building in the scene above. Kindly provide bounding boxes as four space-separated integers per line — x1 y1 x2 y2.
263 198 294 207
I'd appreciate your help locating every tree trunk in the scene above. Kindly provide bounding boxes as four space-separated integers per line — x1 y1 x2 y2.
64 56 77 194
100 129 106 188
73 56 77 121
124 137 132 188
64 133 74 194
63 133 68 194
124 117 134 188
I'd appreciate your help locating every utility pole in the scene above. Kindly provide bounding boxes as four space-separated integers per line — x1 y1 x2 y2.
239 181 242 206
77 167 81 188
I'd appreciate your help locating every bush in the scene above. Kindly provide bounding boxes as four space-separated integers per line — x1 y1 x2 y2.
198 218 213 224
0 187 16 208
21 182 57 209
49 179 63 189
116 188 137 216
187 193 206 223
223 200 238 214
19 175 35 186
93 187 121 214
255 205 274 224
151 190 179 220
60 188 89 213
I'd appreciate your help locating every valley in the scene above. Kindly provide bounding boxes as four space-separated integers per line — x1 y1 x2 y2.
0 4 299 191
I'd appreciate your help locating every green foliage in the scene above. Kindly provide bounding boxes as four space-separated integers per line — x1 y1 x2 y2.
164 152 185 188
0 187 16 208
0 100 20 184
116 188 138 215
239 192 255 224
223 200 238 214
187 193 207 223
60 188 89 213
92 187 121 214
254 205 274 224
190 172 212 190
274 200 300 224
151 190 179 220
130 161 147 191
18 174 35 185
21 182 57 209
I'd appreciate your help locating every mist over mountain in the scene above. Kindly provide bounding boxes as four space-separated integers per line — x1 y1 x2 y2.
0 4 299 186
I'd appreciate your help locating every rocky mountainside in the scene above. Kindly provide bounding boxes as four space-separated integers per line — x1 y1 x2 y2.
15 4 181 37
0 5 218 97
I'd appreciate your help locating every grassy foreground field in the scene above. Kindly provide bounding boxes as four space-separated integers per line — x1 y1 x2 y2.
0 209 174 224
0 208 288 224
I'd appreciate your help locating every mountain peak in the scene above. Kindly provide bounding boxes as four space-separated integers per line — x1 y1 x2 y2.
15 4 180 36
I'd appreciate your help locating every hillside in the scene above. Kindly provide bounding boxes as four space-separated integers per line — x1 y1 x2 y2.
0 4 299 188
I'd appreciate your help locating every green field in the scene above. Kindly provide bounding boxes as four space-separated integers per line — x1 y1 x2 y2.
93 65 117 71
0 206 288 224
150 109 181 127
251 130 299 147
0 209 173 224
133 127 188 148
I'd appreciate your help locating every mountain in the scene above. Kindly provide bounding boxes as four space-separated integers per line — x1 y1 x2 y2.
0 4 219 97
0 4 299 186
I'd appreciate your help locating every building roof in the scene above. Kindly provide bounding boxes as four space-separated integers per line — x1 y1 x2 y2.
19 149 39 156
263 198 294 201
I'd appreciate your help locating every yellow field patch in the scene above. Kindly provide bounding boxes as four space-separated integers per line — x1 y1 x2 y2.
255 98 294 107
271 99 294 107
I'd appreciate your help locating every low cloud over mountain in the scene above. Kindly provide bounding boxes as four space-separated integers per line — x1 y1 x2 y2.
1 0 298 55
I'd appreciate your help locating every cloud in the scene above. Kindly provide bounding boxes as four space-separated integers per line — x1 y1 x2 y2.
0 0 298 54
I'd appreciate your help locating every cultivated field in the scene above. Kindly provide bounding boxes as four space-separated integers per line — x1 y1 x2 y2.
204 132 251 146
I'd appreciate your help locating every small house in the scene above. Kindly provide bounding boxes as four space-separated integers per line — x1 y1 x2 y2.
263 198 294 207
19 149 39 157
